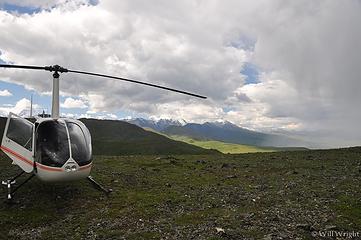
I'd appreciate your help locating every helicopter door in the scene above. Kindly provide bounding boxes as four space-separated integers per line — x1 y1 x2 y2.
1 113 34 173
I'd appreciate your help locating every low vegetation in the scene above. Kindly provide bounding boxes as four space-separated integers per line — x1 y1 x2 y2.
168 135 275 154
0 147 360 239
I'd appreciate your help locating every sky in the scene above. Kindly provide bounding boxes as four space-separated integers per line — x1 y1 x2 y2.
0 0 360 148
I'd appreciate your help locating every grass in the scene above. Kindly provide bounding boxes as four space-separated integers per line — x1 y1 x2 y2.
143 128 306 154
0 147 360 239
168 135 276 154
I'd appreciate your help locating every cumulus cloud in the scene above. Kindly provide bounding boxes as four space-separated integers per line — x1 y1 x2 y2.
0 98 40 116
0 0 360 147
60 97 87 109
0 89 12 96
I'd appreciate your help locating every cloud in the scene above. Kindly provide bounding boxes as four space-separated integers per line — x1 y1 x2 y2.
0 0 360 147
60 97 87 109
0 0 96 9
0 97 40 116
0 89 12 96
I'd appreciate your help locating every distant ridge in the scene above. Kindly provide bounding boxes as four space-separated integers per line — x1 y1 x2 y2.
127 118 308 148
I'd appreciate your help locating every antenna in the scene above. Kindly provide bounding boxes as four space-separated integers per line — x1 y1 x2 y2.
30 94 33 118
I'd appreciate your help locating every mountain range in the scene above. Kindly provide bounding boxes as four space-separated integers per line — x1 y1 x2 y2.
124 118 187 132
126 118 308 148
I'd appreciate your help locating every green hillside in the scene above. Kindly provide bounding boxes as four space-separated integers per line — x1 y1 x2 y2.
80 119 218 155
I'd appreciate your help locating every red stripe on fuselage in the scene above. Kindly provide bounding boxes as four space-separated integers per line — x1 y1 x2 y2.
36 163 63 172
0 145 63 172
79 163 92 170
0 145 92 172
0 145 33 165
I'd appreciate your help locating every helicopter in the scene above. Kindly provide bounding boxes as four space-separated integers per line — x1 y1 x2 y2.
0 64 206 200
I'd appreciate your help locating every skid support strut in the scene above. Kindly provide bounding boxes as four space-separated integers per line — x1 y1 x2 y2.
2 172 35 201
87 176 112 195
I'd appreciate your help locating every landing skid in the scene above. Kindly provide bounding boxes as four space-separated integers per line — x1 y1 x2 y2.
2 174 111 201
87 176 112 195
2 171 35 202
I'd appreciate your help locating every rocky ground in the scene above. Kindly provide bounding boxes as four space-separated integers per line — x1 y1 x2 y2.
0 148 360 239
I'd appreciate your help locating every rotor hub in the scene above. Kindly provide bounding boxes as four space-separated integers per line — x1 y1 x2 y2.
44 65 68 73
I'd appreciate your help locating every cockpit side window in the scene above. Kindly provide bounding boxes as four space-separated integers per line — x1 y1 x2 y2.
7 117 33 151
66 122 92 166
36 120 70 167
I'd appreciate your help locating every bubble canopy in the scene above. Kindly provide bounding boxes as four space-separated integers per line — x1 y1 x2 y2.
35 119 92 167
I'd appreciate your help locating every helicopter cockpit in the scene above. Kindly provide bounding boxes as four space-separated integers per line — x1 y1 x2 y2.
35 119 92 168
1 113 93 179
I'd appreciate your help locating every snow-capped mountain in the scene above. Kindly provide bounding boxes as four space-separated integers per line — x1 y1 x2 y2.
125 118 308 148
124 118 187 132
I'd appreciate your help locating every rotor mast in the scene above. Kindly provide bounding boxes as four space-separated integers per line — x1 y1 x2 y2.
45 65 68 119
51 71 60 118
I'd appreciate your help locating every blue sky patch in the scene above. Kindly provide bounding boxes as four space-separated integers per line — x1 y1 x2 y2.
0 0 98 15
89 0 100 6
241 62 260 85
0 80 52 113
0 3 41 15
222 106 235 113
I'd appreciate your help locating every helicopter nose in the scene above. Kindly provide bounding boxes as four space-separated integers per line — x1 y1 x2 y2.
64 161 78 172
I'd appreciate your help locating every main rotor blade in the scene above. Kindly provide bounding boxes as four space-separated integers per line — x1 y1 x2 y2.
0 64 207 99
68 69 207 99
0 64 46 71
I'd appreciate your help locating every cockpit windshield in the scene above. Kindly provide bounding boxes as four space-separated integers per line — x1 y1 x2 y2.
35 119 92 168
66 121 92 166
36 120 70 167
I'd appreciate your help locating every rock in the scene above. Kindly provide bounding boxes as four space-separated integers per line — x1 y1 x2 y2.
215 227 225 233
225 175 237 179
196 160 206 164
325 225 337 230
296 223 311 230
277 190 285 195
241 213 254 219
263 234 273 240
221 163 231 168
169 159 177 164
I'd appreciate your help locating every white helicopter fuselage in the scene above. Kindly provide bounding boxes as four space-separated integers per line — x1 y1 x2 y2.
1 114 93 182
